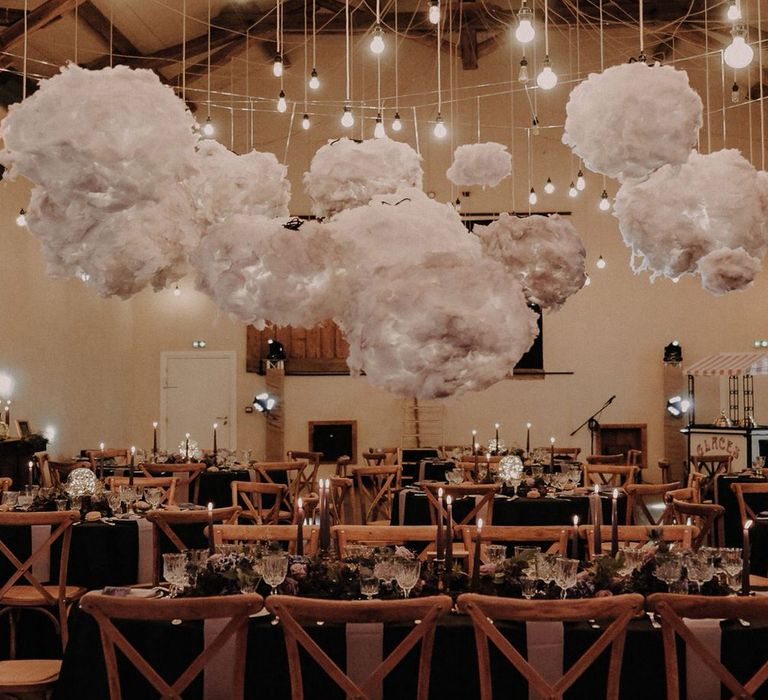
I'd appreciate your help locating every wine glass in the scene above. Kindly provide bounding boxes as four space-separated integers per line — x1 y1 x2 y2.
145 487 163 510
654 556 683 591
262 553 289 596
685 554 715 594
395 559 421 598
719 548 743 593
359 570 380 600
520 577 537 600
2 491 19 509
106 489 122 515
484 544 507 567
554 558 579 599
162 553 188 597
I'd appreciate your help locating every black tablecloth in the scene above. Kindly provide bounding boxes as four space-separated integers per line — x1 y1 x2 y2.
196 469 254 507
53 603 768 699
715 474 768 546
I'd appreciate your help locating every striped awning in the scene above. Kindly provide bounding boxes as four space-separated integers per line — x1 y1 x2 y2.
685 352 768 376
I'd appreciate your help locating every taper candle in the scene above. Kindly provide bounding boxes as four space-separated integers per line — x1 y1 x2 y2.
207 502 215 555
494 423 500 452
296 497 304 556
129 446 135 486
185 433 190 461
550 437 555 472
445 496 454 577
590 485 602 557
152 422 158 456
742 519 753 596
571 515 580 560
4 400 10 427
610 488 619 556
99 442 105 482
212 423 218 456
526 423 531 455
471 430 477 456
436 487 445 560
472 518 484 589
28 460 33 486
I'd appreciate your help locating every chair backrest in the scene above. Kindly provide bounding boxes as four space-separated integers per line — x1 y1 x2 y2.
669 499 724 548
145 506 240 586
586 454 625 465
378 447 399 465
334 455 351 477
231 480 287 525
140 463 206 503
287 451 322 491
583 464 638 487
624 481 681 526
685 470 705 503
254 461 310 515
457 525 570 576
362 452 386 466
86 448 129 468
690 454 732 476
212 524 319 556
646 593 768 700
0 476 11 493
456 592 645 700
329 477 353 525
353 466 402 525
106 476 178 506
657 459 671 483
626 449 643 467
580 524 697 560
333 525 438 560
80 591 263 700
421 482 499 527
32 451 51 487
265 595 452 700
551 446 582 459
730 482 768 528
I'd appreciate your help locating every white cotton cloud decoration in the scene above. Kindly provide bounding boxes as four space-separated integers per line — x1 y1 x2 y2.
697 247 762 295
0 64 200 297
614 149 768 284
190 140 290 223
473 213 587 310
562 62 702 181
323 189 539 398
191 215 343 330
303 137 423 217
446 142 512 187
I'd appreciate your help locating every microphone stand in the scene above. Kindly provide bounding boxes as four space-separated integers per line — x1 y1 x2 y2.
570 396 617 455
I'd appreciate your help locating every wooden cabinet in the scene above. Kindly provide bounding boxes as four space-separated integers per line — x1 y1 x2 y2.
595 424 647 469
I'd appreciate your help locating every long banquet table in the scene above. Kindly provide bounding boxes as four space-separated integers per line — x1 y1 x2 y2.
53 601 768 700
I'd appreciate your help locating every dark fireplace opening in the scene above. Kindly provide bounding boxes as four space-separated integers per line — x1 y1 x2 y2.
308 421 357 463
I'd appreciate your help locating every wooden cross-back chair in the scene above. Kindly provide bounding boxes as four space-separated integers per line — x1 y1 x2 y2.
140 463 206 504
329 477 353 525
647 593 768 700
689 454 732 501
586 454 625 465
353 466 402 525
626 449 643 467
580 524 697 560
80 591 263 700
0 477 11 494
0 510 83 654
334 455 352 478
106 476 178 506
551 447 582 460
582 465 638 488
231 480 287 525
361 452 386 466
457 525 570 577
333 525 438 561
86 448 129 469
667 498 724 549
287 451 322 491
254 461 311 518
265 595 452 700
624 481 681 526
422 483 499 527
145 506 240 586
212 524 319 556
456 457 504 482
730 482 768 528
457 593 645 700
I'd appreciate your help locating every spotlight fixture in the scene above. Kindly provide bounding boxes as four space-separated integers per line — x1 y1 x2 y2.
515 0 535 44
666 395 691 417
528 187 537 205
266 338 288 361
370 25 385 54
15 209 26 227
518 57 529 83
663 340 683 363
753 339 768 348
544 177 555 194
596 255 606 269
433 114 447 138
392 111 402 131
724 25 753 69
568 182 578 197
302 113 310 130
253 392 277 415
192 339 207 349
599 189 611 211
276 90 287 113
536 57 558 90
576 169 586 190
201 116 215 137
309 68 320 90
272 54 284 77
428 0 440 24
341 104 354 127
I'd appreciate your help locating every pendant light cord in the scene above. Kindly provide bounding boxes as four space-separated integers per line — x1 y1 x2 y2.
758 0 765 170
182 0 186 103
544 0 549 56
599 0 604 71
394 0 399 113
303 0 308 113
345 0 351 102
639 0 644 54
436 3 442 114
207 0 211 120
22 0 27 99
312 0 316 69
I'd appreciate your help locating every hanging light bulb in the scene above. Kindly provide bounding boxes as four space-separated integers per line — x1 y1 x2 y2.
568 181 578 198
272 54 284 77
576 169 586 190
536 56 558 90
724 26 753 69
599 189 611 211
428 0 440 25
727 2 741 21
596 255 606 269
341 104 354 127
173 284 182 296
544 177 555 194
455 197 462 211
15 209 26 227
392 111 402 132
515 1 535 44
309 68 320 90
732 81 740 103
374 113 386 138
528 187 537 205
531 116 540 136
433 113 447 138
518 57 529 83
302 113 311 130
276 90 287 113
201 116 215 137
370 25 385 54
584 273 591 287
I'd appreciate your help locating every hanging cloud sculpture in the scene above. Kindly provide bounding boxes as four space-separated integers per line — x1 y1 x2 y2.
446 142 512 187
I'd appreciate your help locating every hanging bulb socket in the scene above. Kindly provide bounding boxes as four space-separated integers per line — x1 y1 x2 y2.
428 0 440 25
536 56 558 90
724 25 754 69
272 54 284 78
596 255 607 269
576 169 586 190
309 68 320 90
392 111 403 132
531 115 540 136
302 113 311 130
173 284 182 296
276 90 287 113
374 113 386 138
455 198 462 211
370 24 385 54
515 1 535 43
201 116 215 137
528 187 537 205
544 177 555 194
15 209 26 227
341 104 354 127
599 189 611 211
518 57 529 83
568 182 578 198
731 81 740 103
433 113 447 138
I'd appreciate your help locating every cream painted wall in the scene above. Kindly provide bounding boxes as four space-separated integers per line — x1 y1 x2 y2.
3 29 768 477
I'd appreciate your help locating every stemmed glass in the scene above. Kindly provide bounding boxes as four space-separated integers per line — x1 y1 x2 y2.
554 558 579 599
395 559 421 598
719 548 744 593
106 490 122 516
618 548 644 577
145 487 163 510
484 544 507 567
262 553 289 596
654 556 683 591
1 491 19 509
685 554 715 593
162 553 188 597
359 570 380 600
520 577 537 599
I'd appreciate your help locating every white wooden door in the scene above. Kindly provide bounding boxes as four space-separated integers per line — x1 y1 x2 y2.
160 351 237 453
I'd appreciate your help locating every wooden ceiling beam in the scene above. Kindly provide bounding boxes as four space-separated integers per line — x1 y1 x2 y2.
183 37 245 78
76 0 138 59
0 0 85 52
459 26 478 70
